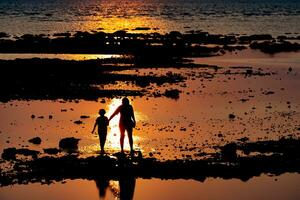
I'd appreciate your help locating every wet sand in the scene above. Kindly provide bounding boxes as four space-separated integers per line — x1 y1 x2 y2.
193 49 300 68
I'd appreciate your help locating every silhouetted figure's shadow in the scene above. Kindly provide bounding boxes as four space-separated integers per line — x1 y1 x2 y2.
95 178 109 199
119 176 136 200
94 176 136 200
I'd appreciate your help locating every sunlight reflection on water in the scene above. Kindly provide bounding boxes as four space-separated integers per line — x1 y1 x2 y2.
106 98 144 151
79 98 145 154
0 53 121 61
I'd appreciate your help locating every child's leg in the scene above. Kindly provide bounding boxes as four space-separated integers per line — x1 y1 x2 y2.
100 133 107 151
98 135 103 151
98 132 105 152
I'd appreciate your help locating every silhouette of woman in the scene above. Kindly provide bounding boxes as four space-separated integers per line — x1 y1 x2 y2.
109 97 136 153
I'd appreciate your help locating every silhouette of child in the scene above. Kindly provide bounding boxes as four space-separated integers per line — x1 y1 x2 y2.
92 109 109 154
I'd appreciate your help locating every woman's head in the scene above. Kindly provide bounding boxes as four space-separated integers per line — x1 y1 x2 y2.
122 97 130 105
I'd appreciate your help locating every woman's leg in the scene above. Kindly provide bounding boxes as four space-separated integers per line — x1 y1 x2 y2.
127 127 134 152
119 125 125 152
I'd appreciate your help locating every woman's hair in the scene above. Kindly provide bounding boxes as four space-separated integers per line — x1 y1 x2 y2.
122 97 130 105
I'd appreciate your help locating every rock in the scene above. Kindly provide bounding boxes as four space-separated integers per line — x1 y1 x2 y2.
53 32 71 37
44 148 60 155
80 115 90 119
28 137 42 145
133 27 151 31
239 138 300 157
238 34 272 44
221 143 237 160
0 32 10 38
277 35 288 40
164 89 180 99
250 41 300 54
2 147 40 160
2 147 17 160
263 91 275 95
17 148 40 158
74 120 83 125
246 69 253 75
49 115 53 119
240 98 249 102
229 114 236 119
59 137 80 150
238 137 249 142
249 34 273 41
180 127 187 131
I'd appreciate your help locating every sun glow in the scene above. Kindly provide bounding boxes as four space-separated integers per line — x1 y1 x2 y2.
79 97 145 155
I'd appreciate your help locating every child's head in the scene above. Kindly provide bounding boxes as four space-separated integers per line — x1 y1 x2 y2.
99 109 106 116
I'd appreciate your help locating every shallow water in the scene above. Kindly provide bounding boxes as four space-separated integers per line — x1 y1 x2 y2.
0 0 299 36
0 51 300 160
193 49 300 68
1 173 300 200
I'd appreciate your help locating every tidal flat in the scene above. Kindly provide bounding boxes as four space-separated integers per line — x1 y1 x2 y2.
0 32 300 199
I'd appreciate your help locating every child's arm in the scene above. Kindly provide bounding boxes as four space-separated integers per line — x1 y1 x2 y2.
91 119 97 133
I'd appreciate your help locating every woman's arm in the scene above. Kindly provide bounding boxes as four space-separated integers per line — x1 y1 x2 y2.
105 117 109 126
108 106 121 121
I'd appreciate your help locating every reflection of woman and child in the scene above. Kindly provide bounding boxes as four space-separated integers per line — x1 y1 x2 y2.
95 177 136 200
92 97 136 154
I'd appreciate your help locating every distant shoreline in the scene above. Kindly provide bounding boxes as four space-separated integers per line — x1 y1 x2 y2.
0 31 299 56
